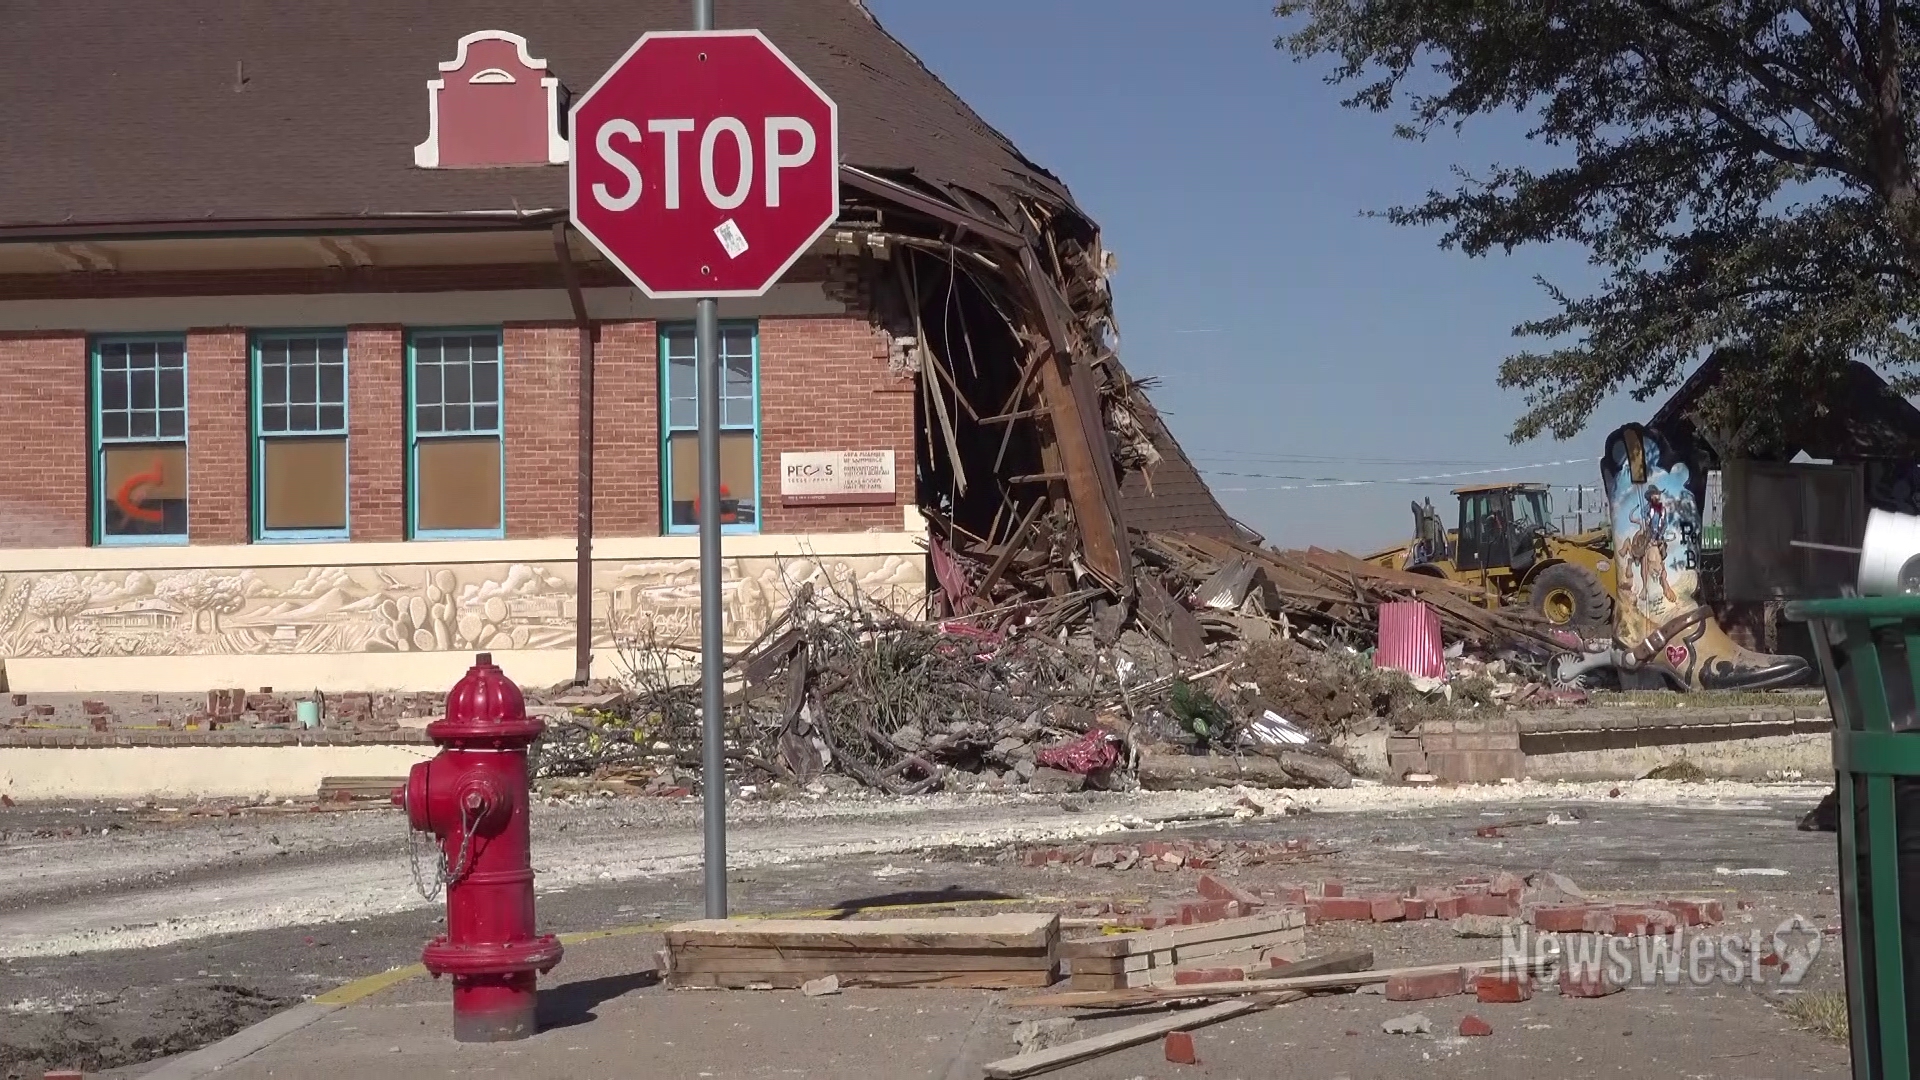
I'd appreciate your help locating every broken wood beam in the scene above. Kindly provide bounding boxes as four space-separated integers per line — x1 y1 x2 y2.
1251 949 1374 981
980 994 1303 1079
1010 956 1550 1010
975 497 1049 600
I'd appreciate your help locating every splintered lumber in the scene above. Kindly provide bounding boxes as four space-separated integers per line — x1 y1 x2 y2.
980 992 1306 1079
664 913 1058 990
1059 910 1306 991
1013 956 1549 1010
1060 909 1304 959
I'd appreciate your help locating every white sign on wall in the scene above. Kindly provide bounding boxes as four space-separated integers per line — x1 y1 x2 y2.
780 450 896 505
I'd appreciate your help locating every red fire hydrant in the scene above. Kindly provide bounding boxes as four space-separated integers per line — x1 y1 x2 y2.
398 653 562 1042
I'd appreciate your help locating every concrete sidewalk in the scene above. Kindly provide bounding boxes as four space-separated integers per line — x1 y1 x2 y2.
158 930 1850 1080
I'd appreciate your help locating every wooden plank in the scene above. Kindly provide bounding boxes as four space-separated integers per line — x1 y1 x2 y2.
1033 345 1130 594
1155 942 1306 985
1060 911 1302 959
1068 970 1145 992
671 953 1056 973
1172 932 1305 966
670 968 1054 991
664 914 1057 951
1134 575 1205 660
1064 950 1167 975
1251 949 1375 982
981 994 1304 1079
1012 957 1547 1010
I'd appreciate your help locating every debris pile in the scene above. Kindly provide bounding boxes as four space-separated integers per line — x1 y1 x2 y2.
532 518 1574 795
531 579 1360 795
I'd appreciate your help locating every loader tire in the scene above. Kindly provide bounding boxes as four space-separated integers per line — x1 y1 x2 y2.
1530 562 1613 634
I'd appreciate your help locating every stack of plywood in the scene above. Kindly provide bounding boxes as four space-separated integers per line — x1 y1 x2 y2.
662 913 1059 989
1060 909 1306 991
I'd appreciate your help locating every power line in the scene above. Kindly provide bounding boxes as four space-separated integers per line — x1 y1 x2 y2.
1185 447 1517 468
1204 458 1595 493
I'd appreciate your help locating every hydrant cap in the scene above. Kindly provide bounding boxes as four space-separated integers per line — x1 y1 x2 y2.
428 652 545 744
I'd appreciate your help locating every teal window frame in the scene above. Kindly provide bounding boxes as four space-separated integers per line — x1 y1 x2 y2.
660 321 761 536
90 333 189 547
405 328 505 540
251 329 350 542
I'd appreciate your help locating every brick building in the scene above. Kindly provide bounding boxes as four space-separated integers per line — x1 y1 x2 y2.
0 1 1240 693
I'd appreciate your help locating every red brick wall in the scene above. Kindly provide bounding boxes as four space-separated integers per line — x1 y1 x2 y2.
185 329 248 545
347 327 405 542
592 321 661 536
503 324 579 539
757 316 915 533
0 333 87 547
0 256 914 548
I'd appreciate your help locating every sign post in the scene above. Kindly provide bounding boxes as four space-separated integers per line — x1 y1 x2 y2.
569 4 840 918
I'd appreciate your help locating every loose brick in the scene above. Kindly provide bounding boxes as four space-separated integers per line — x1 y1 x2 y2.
1173 967 1245 985
1475 972 1534 1003
1178 899 1237 925
1403 897 1435 920
1559 966 1622 998
1385 969 1465 1001
1369 896 1406 922
1489 871 1525 896
1459 1014 1494 1037
1609 909 1679 937
1531 905 1595 933
1197 874 1262 909
1318 897 1374 921
1164 1030 1199 1065
1320 880 1344 897
1432 896 1463 920
1459 893 1518 918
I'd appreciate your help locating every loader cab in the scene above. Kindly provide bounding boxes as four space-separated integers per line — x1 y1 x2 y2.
1454 484 1552 576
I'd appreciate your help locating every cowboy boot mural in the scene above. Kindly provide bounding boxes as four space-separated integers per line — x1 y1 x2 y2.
1602 423 1812 690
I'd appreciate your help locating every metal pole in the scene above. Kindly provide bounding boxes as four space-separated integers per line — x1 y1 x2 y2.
694 0 726 919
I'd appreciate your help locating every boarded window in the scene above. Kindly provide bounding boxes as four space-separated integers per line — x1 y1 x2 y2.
662 324 758 532
96 338 188 543
256 334 348 537
410 332 503 536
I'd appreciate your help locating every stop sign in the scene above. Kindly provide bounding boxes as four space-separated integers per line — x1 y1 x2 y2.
569 30 840 299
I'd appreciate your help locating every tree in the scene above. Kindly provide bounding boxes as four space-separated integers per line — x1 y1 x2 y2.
1275 0 1920 445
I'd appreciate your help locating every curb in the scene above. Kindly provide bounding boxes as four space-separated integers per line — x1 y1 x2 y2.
136 895 1049 1078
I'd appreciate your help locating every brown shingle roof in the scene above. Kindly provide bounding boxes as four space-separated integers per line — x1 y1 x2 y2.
0 0 1246 538
0 0 1068 230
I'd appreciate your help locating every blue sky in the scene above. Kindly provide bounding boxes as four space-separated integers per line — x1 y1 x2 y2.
863 0 1648 550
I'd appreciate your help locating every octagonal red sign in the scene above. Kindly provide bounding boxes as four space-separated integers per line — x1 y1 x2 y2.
569 30 840 299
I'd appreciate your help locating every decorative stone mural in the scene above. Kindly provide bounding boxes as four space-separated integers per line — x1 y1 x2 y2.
0 553 924 660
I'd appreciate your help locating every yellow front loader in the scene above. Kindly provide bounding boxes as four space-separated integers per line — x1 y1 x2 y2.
1363 483 1616 635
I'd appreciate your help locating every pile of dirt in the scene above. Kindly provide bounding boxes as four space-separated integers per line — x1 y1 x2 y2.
1232 639 1499 738
1 983 291 1079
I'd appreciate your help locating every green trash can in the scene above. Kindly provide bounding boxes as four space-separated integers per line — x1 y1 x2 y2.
1788 597 1920 1079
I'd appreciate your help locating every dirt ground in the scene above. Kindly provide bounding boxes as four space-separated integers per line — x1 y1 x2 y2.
0 779 1848 1078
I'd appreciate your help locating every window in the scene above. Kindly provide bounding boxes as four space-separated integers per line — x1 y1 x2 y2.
661 322 759 533
408 330 503 538
254 332 349 540
93 336 188 545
